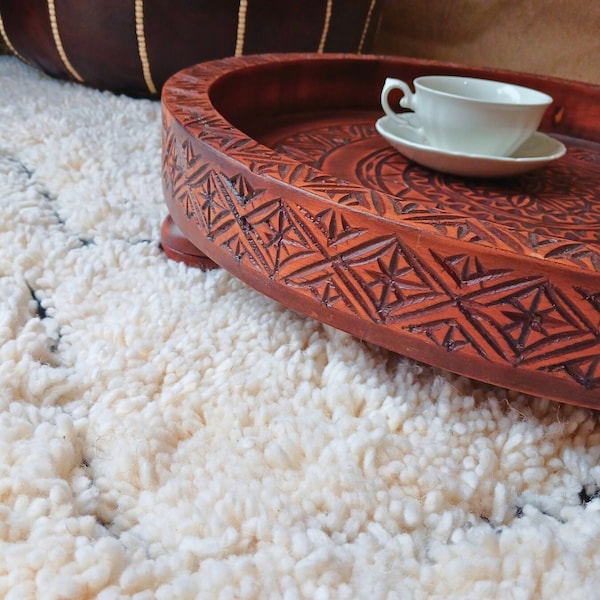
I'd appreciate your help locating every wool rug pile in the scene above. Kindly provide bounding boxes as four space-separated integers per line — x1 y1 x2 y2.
1 55 600 599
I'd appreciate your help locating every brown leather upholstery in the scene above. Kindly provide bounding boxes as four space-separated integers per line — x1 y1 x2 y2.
0 0 382 97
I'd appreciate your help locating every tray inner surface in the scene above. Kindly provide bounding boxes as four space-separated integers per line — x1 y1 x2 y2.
251 110 600 249
209 55 600 251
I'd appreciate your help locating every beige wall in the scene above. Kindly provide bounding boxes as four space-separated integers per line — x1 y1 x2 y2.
373 0 600 85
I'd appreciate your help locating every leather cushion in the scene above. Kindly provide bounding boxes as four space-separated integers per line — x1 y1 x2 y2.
0 0 382 97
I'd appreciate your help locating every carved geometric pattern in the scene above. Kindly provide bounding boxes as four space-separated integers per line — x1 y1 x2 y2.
164 68 600 272
164 128 600 386
269 121 600 270
161 54 600 402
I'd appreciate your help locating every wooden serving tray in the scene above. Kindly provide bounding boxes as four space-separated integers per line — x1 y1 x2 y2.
161 53 600 408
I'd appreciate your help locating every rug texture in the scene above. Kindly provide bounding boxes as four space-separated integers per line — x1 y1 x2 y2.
2 55 600 599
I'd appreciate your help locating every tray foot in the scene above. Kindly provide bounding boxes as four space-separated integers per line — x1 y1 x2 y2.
160 216 218 270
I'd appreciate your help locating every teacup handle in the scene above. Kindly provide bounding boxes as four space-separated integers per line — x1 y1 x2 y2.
381 77 416 117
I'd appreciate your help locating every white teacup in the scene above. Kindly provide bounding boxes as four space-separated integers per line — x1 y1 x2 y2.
381 75 553 157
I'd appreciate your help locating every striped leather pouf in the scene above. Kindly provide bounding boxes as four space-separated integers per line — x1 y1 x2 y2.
0 0 382 97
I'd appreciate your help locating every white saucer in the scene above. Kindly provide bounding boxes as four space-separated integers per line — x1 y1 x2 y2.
375 114 566 178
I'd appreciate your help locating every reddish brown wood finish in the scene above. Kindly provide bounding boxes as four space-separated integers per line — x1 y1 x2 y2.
161 53 600 408
160 216 218 269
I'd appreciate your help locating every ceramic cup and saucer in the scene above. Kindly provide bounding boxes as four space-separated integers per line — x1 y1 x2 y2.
377 75 566 178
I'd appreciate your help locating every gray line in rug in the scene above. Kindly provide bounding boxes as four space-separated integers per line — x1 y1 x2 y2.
25 278 63 363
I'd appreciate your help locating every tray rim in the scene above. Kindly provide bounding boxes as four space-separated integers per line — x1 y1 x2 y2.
162 52 600 275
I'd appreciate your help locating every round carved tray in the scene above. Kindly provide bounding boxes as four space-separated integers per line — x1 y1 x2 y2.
161 53 600 408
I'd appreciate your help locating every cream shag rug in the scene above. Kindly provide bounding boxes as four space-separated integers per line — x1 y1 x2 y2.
1 55 600 599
